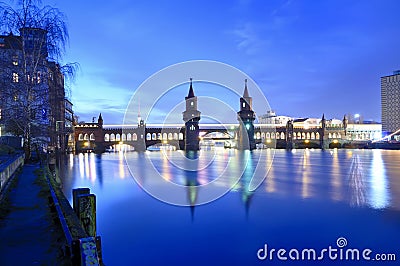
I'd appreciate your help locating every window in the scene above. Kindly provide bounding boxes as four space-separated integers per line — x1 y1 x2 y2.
12 55 18 66
12 72 19 83
127 133 132 141
78 134 83 141
190 101 194 106
90 133 95 141
146 133 151 140
104 134 110 142
132 133 137 141
242 102 246 108
84 134 89 140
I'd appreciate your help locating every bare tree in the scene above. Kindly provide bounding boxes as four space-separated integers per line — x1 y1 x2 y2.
0 0 77 159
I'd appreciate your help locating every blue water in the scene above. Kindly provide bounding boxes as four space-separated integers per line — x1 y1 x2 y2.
60 149 400 265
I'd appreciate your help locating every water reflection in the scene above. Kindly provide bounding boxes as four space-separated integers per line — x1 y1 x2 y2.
348 155 366 207
61 149 400 213
330 149 342 201
184 151 200 219
369 150 390 209
301 149 311 199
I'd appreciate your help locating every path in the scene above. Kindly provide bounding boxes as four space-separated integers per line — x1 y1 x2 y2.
0 163 70 265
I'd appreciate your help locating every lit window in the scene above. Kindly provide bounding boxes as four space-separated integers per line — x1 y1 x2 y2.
191 101 194 106
37 72 41 83
12 72 19 83
12 55 18 66
242 102 246 108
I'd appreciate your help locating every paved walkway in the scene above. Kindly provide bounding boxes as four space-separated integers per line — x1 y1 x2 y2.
0 163 70 265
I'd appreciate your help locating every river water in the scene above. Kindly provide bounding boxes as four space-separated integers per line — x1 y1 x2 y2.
60 149 400 265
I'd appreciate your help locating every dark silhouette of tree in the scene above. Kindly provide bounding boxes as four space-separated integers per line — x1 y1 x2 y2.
0 0 78 159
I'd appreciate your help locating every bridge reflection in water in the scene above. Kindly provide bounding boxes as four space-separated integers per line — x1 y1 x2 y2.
59 149 400 265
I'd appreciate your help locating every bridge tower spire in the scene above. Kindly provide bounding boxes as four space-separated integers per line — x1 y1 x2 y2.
319 113 328 149
237 79 256 150
182 78 201 151
134 94 146 151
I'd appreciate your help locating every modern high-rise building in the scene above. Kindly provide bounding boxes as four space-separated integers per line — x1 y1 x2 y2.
381 70 400 133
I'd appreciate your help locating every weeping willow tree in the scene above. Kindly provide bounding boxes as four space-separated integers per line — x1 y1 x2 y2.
0 0 77 159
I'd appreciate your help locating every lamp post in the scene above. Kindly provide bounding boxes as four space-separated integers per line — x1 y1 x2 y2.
56 120 64 152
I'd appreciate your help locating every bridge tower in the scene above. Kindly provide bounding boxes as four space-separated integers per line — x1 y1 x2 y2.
182 78 201 151
237 79 256 150
343 114 348 136
135 104 146 152
319 114 328 149
286 119 294 150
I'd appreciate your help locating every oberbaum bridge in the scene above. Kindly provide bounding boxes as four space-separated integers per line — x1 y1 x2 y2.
74 80 376 153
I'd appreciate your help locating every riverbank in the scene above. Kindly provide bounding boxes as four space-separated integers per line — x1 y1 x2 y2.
0 163 71 265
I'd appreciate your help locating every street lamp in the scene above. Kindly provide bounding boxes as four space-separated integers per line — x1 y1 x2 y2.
55 121 64 151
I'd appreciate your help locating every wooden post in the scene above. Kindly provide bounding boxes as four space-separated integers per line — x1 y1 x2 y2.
72 188 90 215
78 194 97 237
79 237 100 266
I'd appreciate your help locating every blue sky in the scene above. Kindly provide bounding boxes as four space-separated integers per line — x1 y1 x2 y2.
47 0 400 124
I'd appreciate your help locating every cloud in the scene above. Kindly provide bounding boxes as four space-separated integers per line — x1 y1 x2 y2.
230 22 269 55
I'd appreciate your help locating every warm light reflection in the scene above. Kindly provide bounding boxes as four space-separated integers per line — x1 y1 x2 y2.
89 153 97 183
118 151 125 179
69 153 74 169
369 150 390 209
84 153 90 178
301 150 311 198
161 152 171 182
78 153 84 178
265 149 275 193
